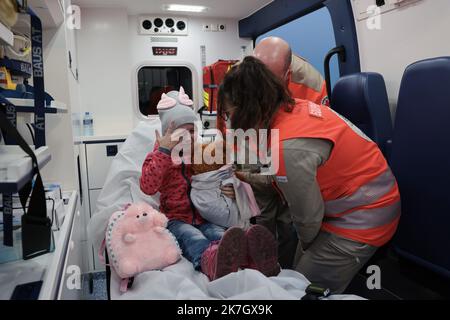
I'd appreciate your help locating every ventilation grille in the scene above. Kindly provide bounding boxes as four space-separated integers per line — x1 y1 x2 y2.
139 16 188 36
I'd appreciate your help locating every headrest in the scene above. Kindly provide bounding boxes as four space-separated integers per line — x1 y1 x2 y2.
332 72 386 124
392 56 450 169
331 72 393 150
396 57 450 121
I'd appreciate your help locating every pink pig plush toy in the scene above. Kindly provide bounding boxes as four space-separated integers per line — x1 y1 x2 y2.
102 202 181 292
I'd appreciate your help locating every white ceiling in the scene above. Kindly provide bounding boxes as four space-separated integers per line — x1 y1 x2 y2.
72 0 273 19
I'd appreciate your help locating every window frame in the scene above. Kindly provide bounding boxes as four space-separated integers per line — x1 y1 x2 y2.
133 61 198 120
240 0 360 77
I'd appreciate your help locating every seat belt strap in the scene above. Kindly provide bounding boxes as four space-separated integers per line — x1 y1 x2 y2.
29 8 46 148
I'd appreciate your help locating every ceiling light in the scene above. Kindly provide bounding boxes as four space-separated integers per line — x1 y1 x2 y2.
164 4 208 13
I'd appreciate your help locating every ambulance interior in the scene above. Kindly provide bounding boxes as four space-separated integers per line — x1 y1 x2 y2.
0 0 449 300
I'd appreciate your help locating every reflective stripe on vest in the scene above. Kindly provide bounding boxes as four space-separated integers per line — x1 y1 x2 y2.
324 200 400 230
324 168 396 217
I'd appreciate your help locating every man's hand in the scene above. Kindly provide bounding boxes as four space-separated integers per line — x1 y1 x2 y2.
155 122 180 151
221 184 236 200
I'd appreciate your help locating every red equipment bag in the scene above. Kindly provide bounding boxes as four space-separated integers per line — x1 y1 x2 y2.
202 60 238 113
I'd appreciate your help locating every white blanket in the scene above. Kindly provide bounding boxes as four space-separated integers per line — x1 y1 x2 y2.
110 258 361 300
88 120 363 300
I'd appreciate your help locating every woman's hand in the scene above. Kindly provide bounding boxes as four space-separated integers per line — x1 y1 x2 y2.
221 184 236 200
155 122 180 151
235 171 250 183
235 171 275 193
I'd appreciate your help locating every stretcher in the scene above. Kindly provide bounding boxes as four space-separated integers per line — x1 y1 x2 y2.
87 120 364 300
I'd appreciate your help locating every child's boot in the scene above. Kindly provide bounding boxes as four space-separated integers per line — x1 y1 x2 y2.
246 224 281 277
201 227 246 280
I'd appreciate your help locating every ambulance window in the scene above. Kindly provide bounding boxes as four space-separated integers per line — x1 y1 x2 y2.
256 7 339 88
137 66 193 116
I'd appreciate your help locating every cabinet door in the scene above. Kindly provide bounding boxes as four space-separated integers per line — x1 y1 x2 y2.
85 142 123 189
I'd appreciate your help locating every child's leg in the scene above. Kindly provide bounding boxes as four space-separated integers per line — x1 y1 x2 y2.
197 222 226 242
199 222 247 267
167 220 211 270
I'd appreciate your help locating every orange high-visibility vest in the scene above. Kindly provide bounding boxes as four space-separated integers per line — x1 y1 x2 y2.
288 54 329 106
288 80 329 106
272 99 401 247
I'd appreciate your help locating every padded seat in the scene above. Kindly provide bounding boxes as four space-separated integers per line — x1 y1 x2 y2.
390 57 450 278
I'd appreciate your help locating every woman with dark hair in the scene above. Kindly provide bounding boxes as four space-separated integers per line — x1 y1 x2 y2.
219 56 401 294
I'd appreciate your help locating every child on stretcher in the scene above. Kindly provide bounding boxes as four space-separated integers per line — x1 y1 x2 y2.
140 88 280 280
